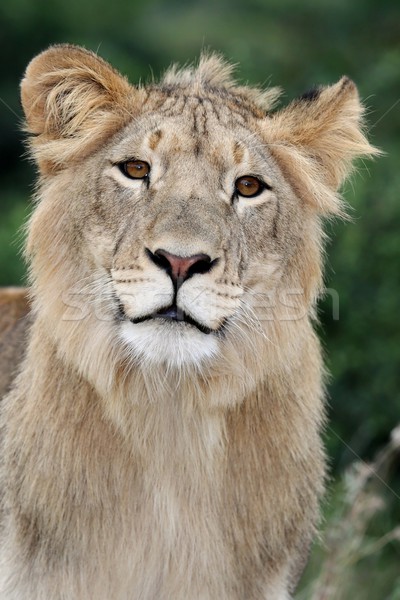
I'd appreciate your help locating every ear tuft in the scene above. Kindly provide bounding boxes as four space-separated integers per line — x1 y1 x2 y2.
263 76 381 214
21 45 138 173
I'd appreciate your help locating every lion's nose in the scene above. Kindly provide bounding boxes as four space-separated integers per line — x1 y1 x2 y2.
146 248 214 286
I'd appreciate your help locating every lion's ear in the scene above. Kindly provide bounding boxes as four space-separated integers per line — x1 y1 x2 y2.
265 77 380 213
21 44 138 173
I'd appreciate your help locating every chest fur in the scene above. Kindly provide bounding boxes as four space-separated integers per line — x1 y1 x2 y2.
1 371 323 600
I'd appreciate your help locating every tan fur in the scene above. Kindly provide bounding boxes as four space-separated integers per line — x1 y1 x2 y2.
0 288 30 398
0 45 378 599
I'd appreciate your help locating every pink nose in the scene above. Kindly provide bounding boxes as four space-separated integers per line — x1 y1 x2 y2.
148 248 213 285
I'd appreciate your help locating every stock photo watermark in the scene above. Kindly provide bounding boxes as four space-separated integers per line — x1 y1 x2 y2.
60 287 340 323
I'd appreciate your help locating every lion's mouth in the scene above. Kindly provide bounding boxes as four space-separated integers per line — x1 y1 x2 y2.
128 304 214 335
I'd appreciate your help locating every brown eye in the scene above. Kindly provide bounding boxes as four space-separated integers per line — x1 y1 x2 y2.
121 160 150 179
235 176 264 198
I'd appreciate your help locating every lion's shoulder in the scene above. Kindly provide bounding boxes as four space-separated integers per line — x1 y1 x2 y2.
0 287 31 399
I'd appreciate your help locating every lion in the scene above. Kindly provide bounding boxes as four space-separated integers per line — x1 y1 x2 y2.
0 45 377 599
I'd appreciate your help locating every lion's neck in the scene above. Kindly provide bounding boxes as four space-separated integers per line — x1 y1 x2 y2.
3 318 323 599
19 320 228 476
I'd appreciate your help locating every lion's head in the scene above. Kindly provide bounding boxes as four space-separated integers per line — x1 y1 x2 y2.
21 45 377 400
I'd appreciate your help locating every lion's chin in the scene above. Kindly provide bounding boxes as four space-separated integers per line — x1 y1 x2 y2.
119 319 220 369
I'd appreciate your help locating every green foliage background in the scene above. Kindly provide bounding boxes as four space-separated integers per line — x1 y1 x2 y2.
0 0 399 595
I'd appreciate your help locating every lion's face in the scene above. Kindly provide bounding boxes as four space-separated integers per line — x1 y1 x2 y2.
73 102 303 367
21 46 375 381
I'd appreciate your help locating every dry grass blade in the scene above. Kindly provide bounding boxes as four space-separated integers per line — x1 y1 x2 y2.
297 425 400 600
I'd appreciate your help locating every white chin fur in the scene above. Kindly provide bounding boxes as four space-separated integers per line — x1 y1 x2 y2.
120 320 219 369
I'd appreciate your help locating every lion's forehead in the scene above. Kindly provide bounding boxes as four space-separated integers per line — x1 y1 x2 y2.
142 86 262 124
111 93 270 176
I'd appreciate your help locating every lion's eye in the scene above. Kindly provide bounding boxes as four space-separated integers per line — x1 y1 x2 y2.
120 160 150 179
235 176 264 198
